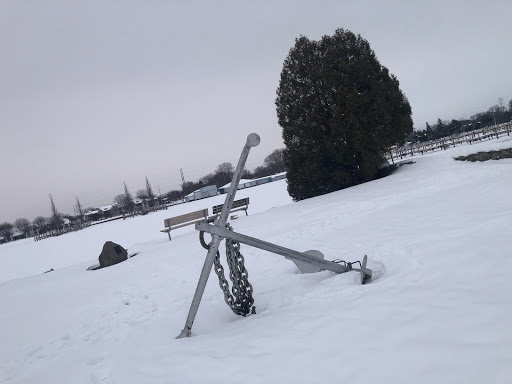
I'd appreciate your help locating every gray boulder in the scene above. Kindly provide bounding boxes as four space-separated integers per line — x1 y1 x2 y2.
99 241 128 268
499 148 512 158
491 151 500 160
475 152 491 161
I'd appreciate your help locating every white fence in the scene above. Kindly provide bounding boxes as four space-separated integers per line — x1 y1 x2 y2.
388 123 511 162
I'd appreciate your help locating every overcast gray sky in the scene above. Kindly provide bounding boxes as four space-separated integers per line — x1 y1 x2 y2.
1 0 511 222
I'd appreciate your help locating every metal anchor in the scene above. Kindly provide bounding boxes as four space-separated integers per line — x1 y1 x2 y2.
176 133 371 338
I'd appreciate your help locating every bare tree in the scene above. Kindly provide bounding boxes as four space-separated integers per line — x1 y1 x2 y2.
114 194 126 208
199 173 216 186
145 176 155 200
73 196 84 222
263 148 285 174
124 182 133 201
166 189 181 201
121 182 135 212
33 216 47 231
136 189 148 200
49 194 63 229
114 193 134 213
497 97 506 112
0 222 13 242
14 218 30 235
181 181 196 196
215 162 234 185
242 169 253 179
252 165 267 178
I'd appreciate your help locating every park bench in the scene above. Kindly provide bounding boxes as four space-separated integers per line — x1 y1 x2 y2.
211 197 250 218
160 208 208 241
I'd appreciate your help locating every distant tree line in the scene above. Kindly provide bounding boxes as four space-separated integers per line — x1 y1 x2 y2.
180 148 285 196
0 194 72 243
0 148 285 243
408 98 512 143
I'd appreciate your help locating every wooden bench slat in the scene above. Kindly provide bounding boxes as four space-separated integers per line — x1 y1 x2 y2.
162 208 208 241
165 209 208 227
167 218 208 231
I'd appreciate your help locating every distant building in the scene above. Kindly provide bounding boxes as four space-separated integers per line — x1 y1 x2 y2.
184 185 218 202
219 179 253 194
84 210 101 222
99 204 120 218
11 230 24 241
133 198 149 213
272 172 287 181
61 218 72 231
26 225 39 238
219 173 287 194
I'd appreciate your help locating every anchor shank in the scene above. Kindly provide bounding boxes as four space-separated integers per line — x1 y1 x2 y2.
215 133 260 227
177 133 260 338
176 234 223 339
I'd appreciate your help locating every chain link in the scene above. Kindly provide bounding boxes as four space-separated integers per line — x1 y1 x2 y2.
199 223 254 316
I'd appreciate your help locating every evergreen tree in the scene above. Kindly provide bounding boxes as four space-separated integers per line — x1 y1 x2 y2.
276 28 412 200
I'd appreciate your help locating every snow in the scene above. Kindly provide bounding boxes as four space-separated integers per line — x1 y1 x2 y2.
99 205 113 212
1 138 512 383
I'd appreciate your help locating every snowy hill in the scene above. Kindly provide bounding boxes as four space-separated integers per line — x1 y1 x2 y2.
1 137 512 383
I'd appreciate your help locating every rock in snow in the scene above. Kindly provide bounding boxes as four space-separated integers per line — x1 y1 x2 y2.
98 241 128 268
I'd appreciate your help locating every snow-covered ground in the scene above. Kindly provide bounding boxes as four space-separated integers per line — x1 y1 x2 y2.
1 137 511 383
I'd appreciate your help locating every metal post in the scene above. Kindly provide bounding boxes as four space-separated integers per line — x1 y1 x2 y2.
177 133 260 339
